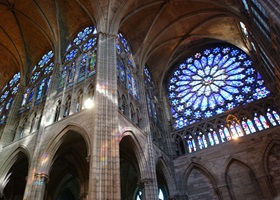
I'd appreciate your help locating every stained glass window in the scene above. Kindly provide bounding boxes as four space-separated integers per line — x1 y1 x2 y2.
247 119 256 133
144 66 160 123
116 33 139 99
22 50 54 108
168 45 270 129
0 72 20 123
59 26 97 90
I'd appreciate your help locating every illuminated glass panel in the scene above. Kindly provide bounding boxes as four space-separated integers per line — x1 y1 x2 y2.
116 33 139 99
208 132 214 146
267 112 277 126
254 117 263 131
88 51 97 76
272 111 280 125
235 124 244 136
168 45 270 129
78 54 87 80
187 136 196 153
213 131 219 144
224 127 231 141
0 72 20 122
230 125 238 138
219 128 226 142
60 26 97 90
242 121 251 134
259 115 269 128
36 78 46 100
247 119 256 133
26 50 54 106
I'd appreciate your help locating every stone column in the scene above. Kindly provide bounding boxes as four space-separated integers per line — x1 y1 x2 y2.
24 60 62 200
31 173 49 200
0 84 24 146
217 185 231 200
88 33 120 199
256 175 276 199
137 72 158 199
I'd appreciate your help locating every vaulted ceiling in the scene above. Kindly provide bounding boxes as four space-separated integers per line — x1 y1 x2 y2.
0 0 246 89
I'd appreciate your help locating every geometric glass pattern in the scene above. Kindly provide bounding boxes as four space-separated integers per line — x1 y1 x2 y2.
168 45 270 129
59 26 97 90
116 33 139 99
0 72 20 122
22 50 54 107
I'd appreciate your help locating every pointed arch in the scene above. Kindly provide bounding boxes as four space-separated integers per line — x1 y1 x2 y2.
180 162 220 198
0 146 30 197
39 124 91 174
225 158 263 199
155 158 177 198
262 139 280 195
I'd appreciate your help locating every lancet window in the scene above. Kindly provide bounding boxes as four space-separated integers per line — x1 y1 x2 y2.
116 33 139 99
144 66 160 124
58 26 97 90
0 72 20 123
21 50 54 109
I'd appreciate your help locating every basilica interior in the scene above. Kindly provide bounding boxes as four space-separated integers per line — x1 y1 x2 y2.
0 0 280 199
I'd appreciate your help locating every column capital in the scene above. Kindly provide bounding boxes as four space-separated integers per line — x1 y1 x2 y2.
34 172 49 183
138 178 153 189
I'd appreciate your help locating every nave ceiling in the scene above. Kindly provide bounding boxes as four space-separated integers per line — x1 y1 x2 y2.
0 0 245 89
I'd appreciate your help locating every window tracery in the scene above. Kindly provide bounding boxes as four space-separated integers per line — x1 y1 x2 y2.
0 72 20 123
168 45 270 129
144 67 159 123
116 33 139 99
172 99 280 154
58 26 97 90
22 50 54 109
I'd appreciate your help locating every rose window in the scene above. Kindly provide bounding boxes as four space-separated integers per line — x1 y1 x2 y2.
168 45 270 129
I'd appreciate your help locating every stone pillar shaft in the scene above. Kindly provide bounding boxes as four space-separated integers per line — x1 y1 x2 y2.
88 33 120 199
137 73 158 199
0 85 24 145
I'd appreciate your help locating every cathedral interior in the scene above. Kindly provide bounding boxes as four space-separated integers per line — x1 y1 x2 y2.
0 0 279 199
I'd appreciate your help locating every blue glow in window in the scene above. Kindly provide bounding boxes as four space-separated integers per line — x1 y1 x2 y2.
168 45 270 129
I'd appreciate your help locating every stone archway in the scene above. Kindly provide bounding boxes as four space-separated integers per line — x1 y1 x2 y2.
44 131 89 200
1 151 28 200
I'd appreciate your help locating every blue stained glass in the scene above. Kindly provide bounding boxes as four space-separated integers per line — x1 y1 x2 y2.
219 129 226 142
236 124 244 136
38 51 54 68
127 69 133 95
144 67 152 82
66 49 78 62
1 91 9 102
12 83 19 94
36 78 46 100
9 72 20 87
44 63 54 74
242 121 251 134
30 72 40 84
247 119 256 133
78 54 87 79
73 26 93 45
28 89 34 102
118 33 130 53
260 115 269 129
272 111 280 124
254 117 263 131
213 131 219 144
267 112 276 126
168 45 270 129
83 38 96 52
